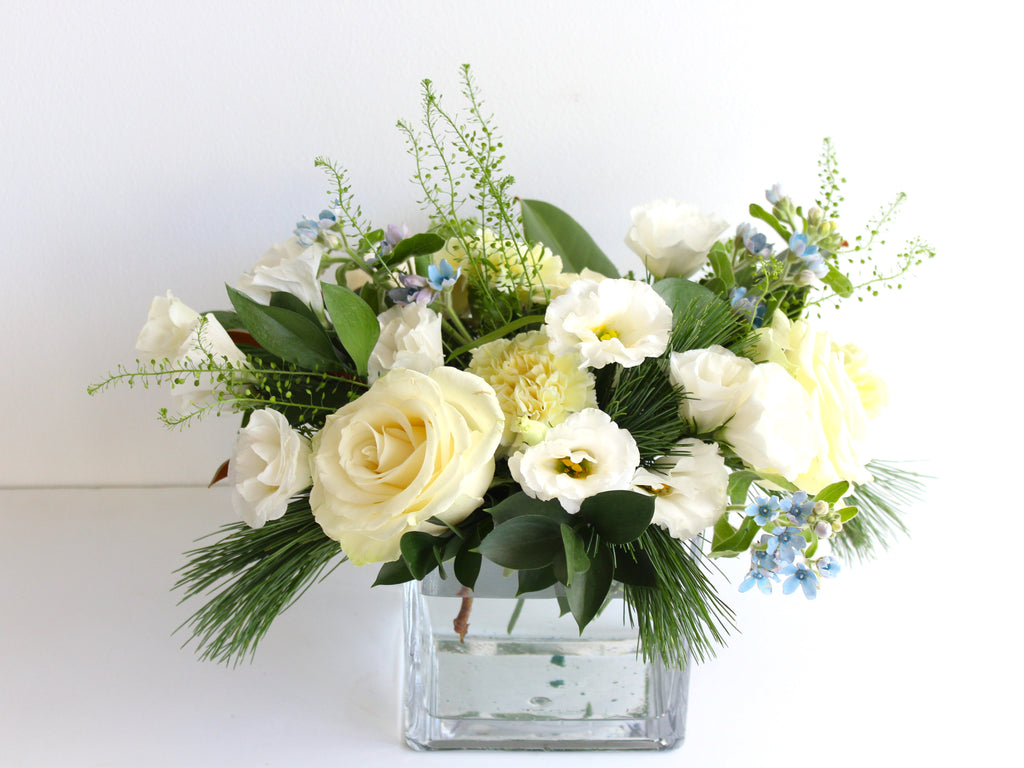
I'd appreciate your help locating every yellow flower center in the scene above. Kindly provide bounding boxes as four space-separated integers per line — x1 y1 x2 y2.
593 325 619 342
558 456 592 479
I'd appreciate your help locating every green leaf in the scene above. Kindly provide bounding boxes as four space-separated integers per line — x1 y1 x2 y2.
520 199 620 278
803 529 819 559
269 290 321 325
727 470 762 505
711 515 738 552
710 516 760 558
578 490 655 545
209 310 243 330
823 264 854 298
613 547 658 587
837 505 859 523
653 277 728 328
757 472 800 493
475 515 564 570
372 557 414 586
517 565 558 595
453 546 482 589
564 544 614 632
487 492 571 526
321 282 380 377
385 232 446 266
226 285 341 370
749 203 791 242
707 241 735 289
400 531 442 580
815 481 850 505
560 524 591 587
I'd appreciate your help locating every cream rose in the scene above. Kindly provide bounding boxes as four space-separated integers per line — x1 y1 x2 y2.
367 302 444 384
757 310 878 491
624 199 728 279
309 367 504 565
228 408 312 528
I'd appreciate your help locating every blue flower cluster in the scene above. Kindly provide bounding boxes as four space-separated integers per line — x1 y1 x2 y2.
294 208 341 246
738 493 841 599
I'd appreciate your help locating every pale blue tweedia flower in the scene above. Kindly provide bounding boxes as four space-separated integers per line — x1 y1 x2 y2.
817 555 841 579
739 567 778 595
781 492 814 525
380 223 411 256
751 548 778 573
780 562 820 599
427 258 461 291
295 217 320 246
766 184 784 205
745 496 782 526
766 526 807 563
316 209 338 229
788 233 819 261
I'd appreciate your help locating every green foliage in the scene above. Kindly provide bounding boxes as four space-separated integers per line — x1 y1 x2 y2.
320 283 380 378
519 199 620 278
173 497 345 666
597 361 686 463
833 461 924 563
578 491 655 545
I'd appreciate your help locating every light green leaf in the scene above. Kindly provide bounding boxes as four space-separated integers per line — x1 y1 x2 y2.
837 505 859 523
749 203 791 242
727 470 762 505
707 241 735 289
823 264 854 298
321 282 380 377
520 199 620 278
710 516 760 558
815 481 850 505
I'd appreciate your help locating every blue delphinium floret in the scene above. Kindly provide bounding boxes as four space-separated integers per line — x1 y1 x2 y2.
745 496 782 526
780 562 820 599
427 258 461 291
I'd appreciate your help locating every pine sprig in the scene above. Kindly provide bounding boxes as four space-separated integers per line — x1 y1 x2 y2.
624 528 736 668
833 460 925 562
598 361 686 463
173 496 345 665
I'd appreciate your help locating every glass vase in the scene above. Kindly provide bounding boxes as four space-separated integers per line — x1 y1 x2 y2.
402 562 690 750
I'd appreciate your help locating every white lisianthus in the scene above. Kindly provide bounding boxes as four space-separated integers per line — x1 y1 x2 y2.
508 408 640 514
228 408 312 528
236 236 326 314
367 303 444 384
545 278 672 369
170 314 250 413
468 330 597 452
757 310 879 491
669 345 758 431
310 367 503 565
625 199 728 279
632 439 729 540
136 291 201 361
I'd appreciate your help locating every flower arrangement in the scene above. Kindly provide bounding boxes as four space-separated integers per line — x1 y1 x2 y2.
91 67 930 668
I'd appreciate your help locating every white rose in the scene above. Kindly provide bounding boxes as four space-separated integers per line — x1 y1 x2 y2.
625 199 728 279
236 236 326 314
508 408 640 514
228 408 312 528
545 278 672 369
310 367 504 565
632 439 729 540
723 362 816 482
136 291 201 361
757 311 878 491
367 303 444 384
669 345 758 431
170 314 249 413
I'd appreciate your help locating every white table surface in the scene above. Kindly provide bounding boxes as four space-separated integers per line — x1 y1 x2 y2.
0 487 1011 767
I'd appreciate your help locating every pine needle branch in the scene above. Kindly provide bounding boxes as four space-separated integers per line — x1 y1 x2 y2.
833 460 926 563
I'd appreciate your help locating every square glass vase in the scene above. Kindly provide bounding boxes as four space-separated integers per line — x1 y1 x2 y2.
402 564 689 751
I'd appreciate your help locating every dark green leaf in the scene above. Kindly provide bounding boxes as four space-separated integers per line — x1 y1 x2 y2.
385 232 446 265
613 547 658 587
653 277 728 329
487 492 571 526
372 557 414 586
517 565 558 595
400 531 442 580
269 291 321 325
749 203 791 242
209 310 243 330
475 515 564 570
815 481 850 505
578 491 655 545
226 285 340 370
564 544 614 632
560 524 591 587
520 199 620 278
321 282 380 377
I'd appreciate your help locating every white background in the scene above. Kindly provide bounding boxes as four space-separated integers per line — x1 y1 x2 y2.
1 1 1019 766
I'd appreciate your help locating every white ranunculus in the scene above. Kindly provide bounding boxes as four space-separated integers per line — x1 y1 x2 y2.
136 291 201 361
170 314 250 413
624 199 728 279
367 303 444 384
508 408 640 514
757 311 879 491
545 278 672 369
632 439 729 540
310 367 504 565
669 345 759 431
228 408 312 528
236 236 326 314
722 362 816 483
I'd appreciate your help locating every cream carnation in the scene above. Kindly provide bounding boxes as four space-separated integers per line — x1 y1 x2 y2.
508 408 640 514
624 199 728 279
236 236 326 314
545 278 672 369
367 302 444 384
468 330 597 451
228 408 312 528
757 310 878 491
310 367 503 565
632 439 729 540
